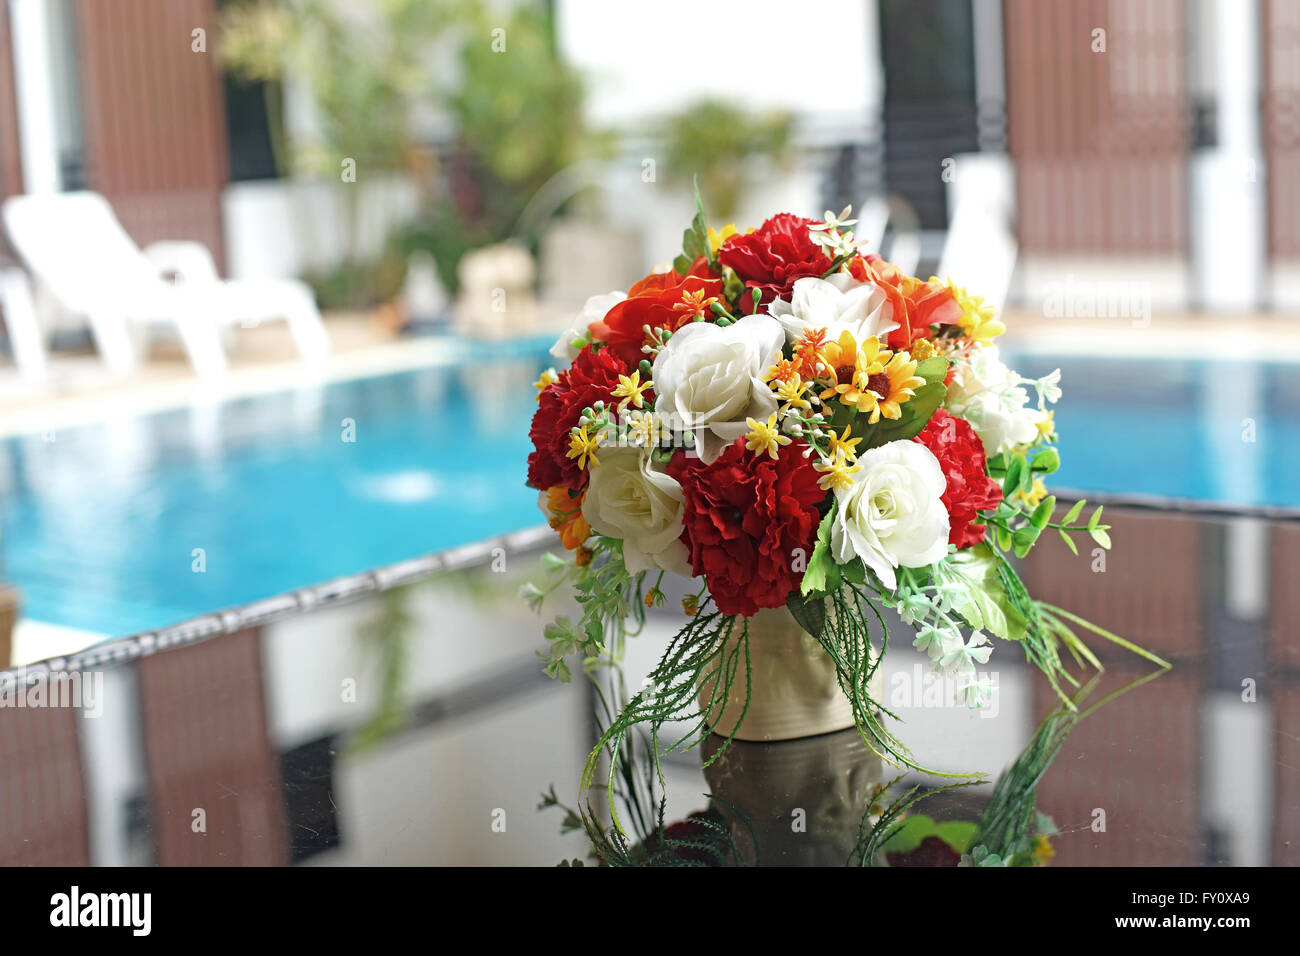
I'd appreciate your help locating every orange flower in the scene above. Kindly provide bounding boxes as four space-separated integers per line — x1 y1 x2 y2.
849 255 961 349
543 486 590 550
793 327 832 378
764 356 802 384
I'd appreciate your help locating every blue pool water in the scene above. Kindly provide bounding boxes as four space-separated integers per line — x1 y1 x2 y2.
0 346 1297 637
0 340 555 636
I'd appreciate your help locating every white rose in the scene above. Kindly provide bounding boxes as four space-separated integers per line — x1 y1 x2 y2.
580 449 691 577
549 291 626 362
831 440 949 589
766 274 897 345
651 314 785 464
945 345 1044 457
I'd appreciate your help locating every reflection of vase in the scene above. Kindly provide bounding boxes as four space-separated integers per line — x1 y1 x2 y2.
696 607 881 741
702 727 885 865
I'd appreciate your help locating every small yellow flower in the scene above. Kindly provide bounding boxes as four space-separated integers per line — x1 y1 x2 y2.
774 373 813 413
1011 475 1048 509
625 410 662 448
681 594 700 616
1036 410 1056 441
744 412 791 460
565 425 605 470
611 370 651 411
534 368 558 399
814 451 860 492
1032 834 1055 865
824 424 862 463
909 338 939 362
942 278 1006 344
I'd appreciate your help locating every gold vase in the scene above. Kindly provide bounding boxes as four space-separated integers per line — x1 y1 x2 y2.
696 606 881 742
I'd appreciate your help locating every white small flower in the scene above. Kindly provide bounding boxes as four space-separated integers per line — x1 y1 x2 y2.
550 291 626 363
913 625 956 661
1035 368 1063 405
946 346 1046 456
938 630 993 676
957 674 996 710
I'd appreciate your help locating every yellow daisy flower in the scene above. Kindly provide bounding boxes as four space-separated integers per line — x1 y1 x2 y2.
565 425 605 470
817 329 887 416
943 278 1006 344
611 370 651 411
868 350 927 422
744 412 791 460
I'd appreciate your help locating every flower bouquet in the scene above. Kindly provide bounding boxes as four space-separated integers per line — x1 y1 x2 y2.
524 192 1166 821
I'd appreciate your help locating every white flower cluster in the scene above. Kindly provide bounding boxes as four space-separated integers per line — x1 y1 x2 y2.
945 345 1061 457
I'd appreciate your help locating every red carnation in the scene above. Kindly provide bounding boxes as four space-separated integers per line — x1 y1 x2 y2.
913 409 1003 549
588 261 723 367
527 346 628 492
718 213 832 313
667 439 824 617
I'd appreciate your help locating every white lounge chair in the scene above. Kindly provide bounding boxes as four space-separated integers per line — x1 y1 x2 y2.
1 191 329 379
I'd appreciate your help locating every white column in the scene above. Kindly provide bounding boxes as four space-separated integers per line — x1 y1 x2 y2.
1190 0 1266 311
7 0 61 194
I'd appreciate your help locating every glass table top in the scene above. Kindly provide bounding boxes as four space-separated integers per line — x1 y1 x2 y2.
0 501 1294 866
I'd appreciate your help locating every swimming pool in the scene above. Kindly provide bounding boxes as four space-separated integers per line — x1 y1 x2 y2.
1 345 1297 637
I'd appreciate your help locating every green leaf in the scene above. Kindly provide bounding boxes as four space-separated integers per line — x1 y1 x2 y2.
672 253 692 275
877 814 978 857
877 814 934 855
1002 456 1024 497
996 525 1012 552
842 556 866 586
800 507 837 596
1062 499 1086 526
1089 526 1112 549
934 820 979 854
1058 528 1079 555
867 381 947 445
914 356 949 384
1029 495 1056 530
786 592 828 641
1030 447 1060 474
1012 524 1042 559
943 544 1027 640
1087 504 1104 531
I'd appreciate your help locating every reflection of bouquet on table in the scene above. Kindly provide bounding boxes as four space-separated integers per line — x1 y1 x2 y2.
523 191 1167 828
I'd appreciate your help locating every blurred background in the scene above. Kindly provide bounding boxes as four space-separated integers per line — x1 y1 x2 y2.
0 0 1295 866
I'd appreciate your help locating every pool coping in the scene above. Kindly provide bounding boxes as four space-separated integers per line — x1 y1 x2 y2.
0 523 555 684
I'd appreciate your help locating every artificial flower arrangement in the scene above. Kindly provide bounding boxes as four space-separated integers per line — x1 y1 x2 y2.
524 191 1164 825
